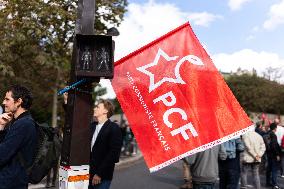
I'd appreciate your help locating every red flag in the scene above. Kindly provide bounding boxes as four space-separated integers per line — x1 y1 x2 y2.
261 113 266 120
111 22 253 172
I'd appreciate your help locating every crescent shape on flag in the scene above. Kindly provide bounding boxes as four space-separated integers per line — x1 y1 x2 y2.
174 55 204 84
136 48 204 92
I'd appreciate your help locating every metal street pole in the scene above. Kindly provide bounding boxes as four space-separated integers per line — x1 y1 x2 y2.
59 0 114 188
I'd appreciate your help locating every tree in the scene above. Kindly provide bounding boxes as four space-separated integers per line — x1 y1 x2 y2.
225 73 284 114
93 83 107 102
262 66 284 83
112 98 123 114
0 0 128 124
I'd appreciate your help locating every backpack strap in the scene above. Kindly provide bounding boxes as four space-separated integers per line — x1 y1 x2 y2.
16 117 37 174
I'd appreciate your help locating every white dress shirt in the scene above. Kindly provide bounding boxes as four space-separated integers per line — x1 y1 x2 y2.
91 121 106 151
276 125 284 145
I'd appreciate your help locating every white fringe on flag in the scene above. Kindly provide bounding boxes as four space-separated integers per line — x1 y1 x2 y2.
149 124 255 172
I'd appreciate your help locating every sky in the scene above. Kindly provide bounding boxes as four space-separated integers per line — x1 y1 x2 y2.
101 0 284 98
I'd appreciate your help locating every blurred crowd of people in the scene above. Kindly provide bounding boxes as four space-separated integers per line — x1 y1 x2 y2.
180 115 284 189
119 121 138 157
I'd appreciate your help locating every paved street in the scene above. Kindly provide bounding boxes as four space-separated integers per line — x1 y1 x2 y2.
112 159 284 189
111 159 183 189
29 157 284 189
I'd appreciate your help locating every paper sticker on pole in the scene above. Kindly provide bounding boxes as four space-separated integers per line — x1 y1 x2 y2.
112 22 253 172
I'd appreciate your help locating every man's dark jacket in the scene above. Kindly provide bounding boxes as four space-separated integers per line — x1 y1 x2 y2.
89 119 122 184
0 112 37 189
266 131 281 159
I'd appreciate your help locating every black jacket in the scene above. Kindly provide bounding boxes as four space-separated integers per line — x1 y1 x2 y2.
89 119 122 182
0 112 37 189
255 127 266 137
266 131 281 159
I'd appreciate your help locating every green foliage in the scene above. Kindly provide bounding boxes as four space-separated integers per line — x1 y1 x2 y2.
225 73 284 114
92 83 107 103
95 0 128 34
0 0 127 122
112 98 123 114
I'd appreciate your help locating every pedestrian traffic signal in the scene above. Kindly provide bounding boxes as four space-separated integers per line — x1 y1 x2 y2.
75 34 114 79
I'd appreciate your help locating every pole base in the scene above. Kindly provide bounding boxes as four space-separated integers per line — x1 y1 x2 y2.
59 165 90 189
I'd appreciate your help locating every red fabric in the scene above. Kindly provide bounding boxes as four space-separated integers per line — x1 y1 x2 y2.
262 113 266 120
111 22 252 171
281 135 284 149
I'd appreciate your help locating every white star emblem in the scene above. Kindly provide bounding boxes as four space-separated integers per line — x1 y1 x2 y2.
137 48 204 92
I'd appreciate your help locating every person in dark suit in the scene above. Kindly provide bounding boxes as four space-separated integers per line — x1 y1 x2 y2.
265 123 281 189
89 99 122 189
0 85 37 189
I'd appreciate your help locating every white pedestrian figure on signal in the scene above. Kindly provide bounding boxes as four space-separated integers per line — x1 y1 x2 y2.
81 47 92 70
97 47 110 71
